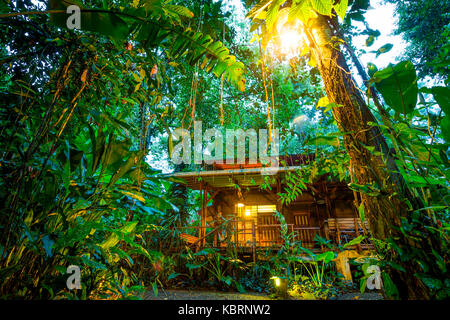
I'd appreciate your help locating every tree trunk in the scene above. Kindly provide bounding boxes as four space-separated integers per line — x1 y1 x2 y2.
307 15 445 299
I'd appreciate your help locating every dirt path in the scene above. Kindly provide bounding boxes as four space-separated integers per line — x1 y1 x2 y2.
145 289 271 300
335 292 384 300
144 289 384 300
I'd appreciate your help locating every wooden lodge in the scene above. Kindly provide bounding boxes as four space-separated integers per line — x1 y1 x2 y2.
169 155 373 259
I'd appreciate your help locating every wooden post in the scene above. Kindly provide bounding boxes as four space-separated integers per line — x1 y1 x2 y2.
315 204 324 251
324 183 340 244
198 182 203 251
276 177 282 212
289 223 294 247
202 186 208 248
235 219 239 248
336 220 341 244
324 221 329 241
252 221 256 264
354 217 361 252
276 177 282 247
323 182 332 219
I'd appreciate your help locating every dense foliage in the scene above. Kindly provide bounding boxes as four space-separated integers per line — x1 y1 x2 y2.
384 0 450 80
0 0 448 300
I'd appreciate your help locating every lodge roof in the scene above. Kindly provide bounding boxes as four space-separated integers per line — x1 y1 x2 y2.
165 154 320 190
166 165 304 190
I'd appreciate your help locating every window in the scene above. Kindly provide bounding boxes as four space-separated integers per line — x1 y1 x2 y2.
235 204 276 218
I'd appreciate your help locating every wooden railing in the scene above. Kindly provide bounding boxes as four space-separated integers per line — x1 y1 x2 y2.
179 218 373 253
324 218 373 249
293 226 321 247
179 220 323 250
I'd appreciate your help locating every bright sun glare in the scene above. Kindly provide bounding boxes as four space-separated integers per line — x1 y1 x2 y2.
279 29 303 54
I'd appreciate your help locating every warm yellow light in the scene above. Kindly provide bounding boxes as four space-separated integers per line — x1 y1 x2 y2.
257 205 276 213
280 29 302 53
245 209 251 217
237 203 245 208
274 277 281 287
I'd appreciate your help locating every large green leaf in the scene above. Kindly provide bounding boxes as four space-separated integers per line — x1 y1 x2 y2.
367 62 378 77
103 139 132 168
108 150 146 187
288 1 314 25
306 135 339 146
372 61 418 115
440 115 450 142
343 235 366 248
91 127 105 173
315 251 335 263
100 221 138 250
311 0 333 16
358 202 365 224
266 0 284 32
375 43 393 57
334 0 348 20
381 272 399 299
49 1 246 90
49 0 129 40
431 86 450 115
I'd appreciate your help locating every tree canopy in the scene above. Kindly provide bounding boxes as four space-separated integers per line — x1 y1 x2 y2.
384 0 450 80
0 0 448 301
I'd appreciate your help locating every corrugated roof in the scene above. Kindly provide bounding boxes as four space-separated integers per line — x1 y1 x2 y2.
164 166 304 190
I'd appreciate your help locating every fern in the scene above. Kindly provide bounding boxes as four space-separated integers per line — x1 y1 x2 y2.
48 0 246 91
136 24 246 91
280 170 307 205
266 0 284 32
164 4 194 19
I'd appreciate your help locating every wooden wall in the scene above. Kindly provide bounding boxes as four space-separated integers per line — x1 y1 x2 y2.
203 184 357 247
206 187 355 224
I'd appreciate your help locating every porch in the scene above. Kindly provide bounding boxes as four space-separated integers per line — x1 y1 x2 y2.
168 163 374 260
179 216 372 254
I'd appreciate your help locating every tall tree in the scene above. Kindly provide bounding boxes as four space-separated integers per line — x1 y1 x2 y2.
384 0 450 80
247 0 448 299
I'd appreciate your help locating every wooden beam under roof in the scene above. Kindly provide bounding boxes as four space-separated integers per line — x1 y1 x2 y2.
163 166 304 190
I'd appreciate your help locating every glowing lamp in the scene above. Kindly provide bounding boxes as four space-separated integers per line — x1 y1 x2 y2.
271 276 287 298
274 277 281 287
245 209 251 217
237 203 245 208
